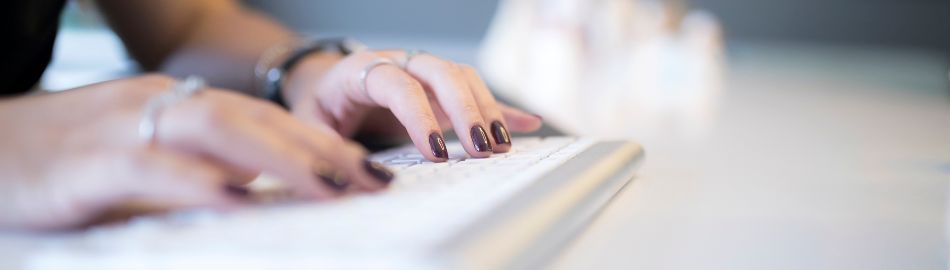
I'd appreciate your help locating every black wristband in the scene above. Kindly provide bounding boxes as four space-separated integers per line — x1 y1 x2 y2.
264 38 365 109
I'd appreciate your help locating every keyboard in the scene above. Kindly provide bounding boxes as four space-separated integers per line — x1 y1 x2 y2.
19 137 644 270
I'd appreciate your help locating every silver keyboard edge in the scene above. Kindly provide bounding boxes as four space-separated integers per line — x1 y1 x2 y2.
437 140 645 270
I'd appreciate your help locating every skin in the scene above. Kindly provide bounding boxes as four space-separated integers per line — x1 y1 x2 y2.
0 1 541 230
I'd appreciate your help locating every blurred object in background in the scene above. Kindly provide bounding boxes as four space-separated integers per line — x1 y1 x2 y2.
42 0 133 91
479 0 725 141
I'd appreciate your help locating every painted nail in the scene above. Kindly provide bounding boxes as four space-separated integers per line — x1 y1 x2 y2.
429 132 449 159
363 159 394 184
224 184 250 198
490 121 511 145
319 173 349 192
470 125 492 152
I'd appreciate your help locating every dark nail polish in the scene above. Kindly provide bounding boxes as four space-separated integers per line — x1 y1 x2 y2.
224 184 250 198
428 132 449 159
363 159 394 184
470 125 492 152
319 173 349 191
490 121 511 145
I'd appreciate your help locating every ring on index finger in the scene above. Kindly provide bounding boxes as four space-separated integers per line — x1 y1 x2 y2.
358 57 396 104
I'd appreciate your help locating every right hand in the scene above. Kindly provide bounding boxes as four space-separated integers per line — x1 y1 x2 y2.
0 74 392 230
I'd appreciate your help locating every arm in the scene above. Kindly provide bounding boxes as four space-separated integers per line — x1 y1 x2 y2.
95 0 297 94
96 0 542 161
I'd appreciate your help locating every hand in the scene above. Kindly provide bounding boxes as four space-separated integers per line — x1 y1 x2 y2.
0 75 392 230
282 50 543 162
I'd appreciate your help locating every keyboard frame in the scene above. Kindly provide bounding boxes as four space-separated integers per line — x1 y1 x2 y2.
436 140 644 269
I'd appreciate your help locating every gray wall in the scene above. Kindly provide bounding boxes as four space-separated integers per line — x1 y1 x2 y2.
245 0 950 50
244 0 498 39
695 0 950 50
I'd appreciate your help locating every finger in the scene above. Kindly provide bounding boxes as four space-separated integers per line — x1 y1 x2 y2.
346 52 449 162
119 148 241 209
499 103 544 132
247 101 394 191
459 64 512 153
87 149 251 227
161 91 337 199
27 149 241 230
400 53 493 158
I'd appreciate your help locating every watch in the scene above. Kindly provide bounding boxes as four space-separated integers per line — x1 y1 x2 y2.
261 38 367 109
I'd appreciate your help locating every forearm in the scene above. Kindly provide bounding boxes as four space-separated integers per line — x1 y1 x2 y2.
160 7 296 95
98 0 297 95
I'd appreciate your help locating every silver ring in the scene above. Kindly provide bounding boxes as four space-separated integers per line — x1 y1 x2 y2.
401 49 427 69
358 58 395 103
138 76 207 145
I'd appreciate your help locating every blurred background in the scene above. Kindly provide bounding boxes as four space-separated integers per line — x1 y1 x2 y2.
52 0 950 139
243 0 950 51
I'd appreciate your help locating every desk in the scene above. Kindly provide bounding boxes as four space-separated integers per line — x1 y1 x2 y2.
550 43 949 269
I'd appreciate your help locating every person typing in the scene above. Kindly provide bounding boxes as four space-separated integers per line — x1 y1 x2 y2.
0 0 542 230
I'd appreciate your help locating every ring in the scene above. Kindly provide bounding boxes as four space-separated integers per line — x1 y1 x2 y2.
358 57 395 103
138 76 207 145
401 49 427 69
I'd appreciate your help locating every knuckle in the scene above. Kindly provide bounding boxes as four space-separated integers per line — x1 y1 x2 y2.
138 73 176 84
191 101 234 130
461 99 481 115
461 101 481 116
133 74 178 90
315 132 346 152
247 101 285 121
114 150 153 174
458 64 477 74
414 110 440 128
286 151 314 170
436 60 461 75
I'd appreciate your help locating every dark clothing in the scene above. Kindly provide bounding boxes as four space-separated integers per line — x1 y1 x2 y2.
2 0 66 96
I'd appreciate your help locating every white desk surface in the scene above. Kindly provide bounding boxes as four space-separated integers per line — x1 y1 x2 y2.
21 33 950 269
549 43 949 270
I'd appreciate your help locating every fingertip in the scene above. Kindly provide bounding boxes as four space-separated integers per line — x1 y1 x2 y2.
426 132 449 161
362 159 394 185
492 143 512 153
467 125 493 158
333 144 390 192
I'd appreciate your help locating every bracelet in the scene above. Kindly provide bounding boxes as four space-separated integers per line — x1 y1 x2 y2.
138 76 207 145
259 38 367 109
254 40 298 97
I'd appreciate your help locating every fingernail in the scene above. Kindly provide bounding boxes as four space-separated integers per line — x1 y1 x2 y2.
224 184 250 198
470 125 492 152
490 121 511 145
531 113 544 121
319 173 349 192
428 132 449 159
363 159 394 184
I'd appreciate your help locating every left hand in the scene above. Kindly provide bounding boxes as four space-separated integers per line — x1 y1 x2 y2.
281 50 542 162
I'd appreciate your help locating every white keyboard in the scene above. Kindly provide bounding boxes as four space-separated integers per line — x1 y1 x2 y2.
19 137 644 270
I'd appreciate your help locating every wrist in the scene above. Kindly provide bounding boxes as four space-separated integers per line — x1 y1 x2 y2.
258 38 366 110
281 52 344 109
